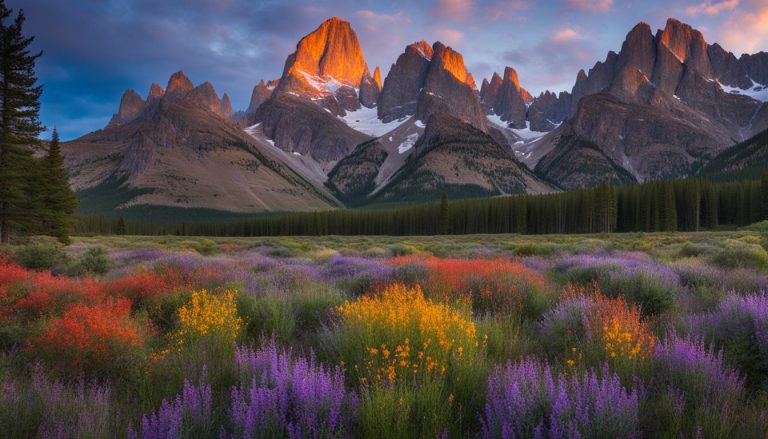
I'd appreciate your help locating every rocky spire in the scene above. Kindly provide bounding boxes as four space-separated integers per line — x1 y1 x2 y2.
165 70 194 98
247 80 273 114
221 93 233 118
491 67 532 129
276 17 373 114
193 81 223 115
416 42 487 131
373 66 382 89
377 40 435 122
107 89 145 127
147 83 165 101
359 71 380 108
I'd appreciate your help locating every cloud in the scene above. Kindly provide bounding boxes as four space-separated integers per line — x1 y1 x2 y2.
717 1 768 54
432 0 474 22
433 27 464 46
566 0 614 12
550 28 584 42
354 10 410 32
486 0 528 21
686 0 739 15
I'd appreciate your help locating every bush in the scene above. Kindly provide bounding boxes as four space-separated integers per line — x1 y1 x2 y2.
359 381 451 439
334 283 479 386
481 358 639 438
646 335 744 438
26 298 147 381
229 341 358 438
13 240 66 271
711 239 768 271
77 247 111 275
688 293 768 387
173 289 242 350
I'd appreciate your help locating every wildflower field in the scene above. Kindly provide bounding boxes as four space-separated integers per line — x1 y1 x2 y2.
1 232 768 438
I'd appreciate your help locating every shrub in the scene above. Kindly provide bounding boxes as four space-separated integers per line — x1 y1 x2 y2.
480 358 639 439
128 377 213 439
230 341 358 438
173 289 242 350
77 247 111 275
106 268 186 305
688 293 768 387
555 254 680 316
647 335 744 437
335 283 479 386
392 256 552 318
1 365 117 439
27 298 146 380
14 240 66 271
711 239 768 271
538 284 655 376
359 380 451 439
237 294 296 343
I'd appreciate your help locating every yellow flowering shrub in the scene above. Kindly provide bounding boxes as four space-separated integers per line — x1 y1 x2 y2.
586 294 655 372
336 283 479 385
174 289 242 348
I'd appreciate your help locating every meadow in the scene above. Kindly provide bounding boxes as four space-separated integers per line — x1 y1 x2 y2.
1 231 768 438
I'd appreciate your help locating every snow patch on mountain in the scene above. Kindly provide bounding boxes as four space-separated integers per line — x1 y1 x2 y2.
719 79 768 102
398 133 419 154
340 106 407 137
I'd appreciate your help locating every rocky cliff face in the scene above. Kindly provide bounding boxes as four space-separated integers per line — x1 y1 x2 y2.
108 89 145 127
106 71 234 126
64 73 338 214
377 40 433 122
415 42 487 131
275 17 375 114
253 92 371 171
537 18 768 187
371 113 552 203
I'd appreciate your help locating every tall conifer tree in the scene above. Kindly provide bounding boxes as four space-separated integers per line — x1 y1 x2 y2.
41 128 77 243
0 2 43 243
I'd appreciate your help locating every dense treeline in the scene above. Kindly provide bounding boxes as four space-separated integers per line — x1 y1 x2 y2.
76 176 768 237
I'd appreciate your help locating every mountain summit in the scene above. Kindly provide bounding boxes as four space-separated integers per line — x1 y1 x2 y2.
276 17 378 114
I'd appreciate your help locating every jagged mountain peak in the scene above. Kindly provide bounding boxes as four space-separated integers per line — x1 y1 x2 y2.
108 89 145 127
373 66 382 89
166 70 194 97
148 83 165 101
410 40 434 60
431 41 476 89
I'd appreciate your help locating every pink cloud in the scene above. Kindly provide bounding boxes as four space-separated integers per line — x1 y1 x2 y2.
567 0 614 12
354 10 410 32
486 0 529 20
686 0 739 15
550 28 584 42
718 3 768 54
432 0 474 22
433 27 464 45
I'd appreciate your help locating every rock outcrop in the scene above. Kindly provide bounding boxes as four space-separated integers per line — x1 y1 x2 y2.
108 89 145 127
377 40 433 122
275 17 375 114
415 42 487 131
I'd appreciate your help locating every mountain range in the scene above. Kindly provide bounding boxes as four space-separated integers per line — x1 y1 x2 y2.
62 16 768 218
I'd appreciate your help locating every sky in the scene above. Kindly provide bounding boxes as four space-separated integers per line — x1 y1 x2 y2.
8 0 768 140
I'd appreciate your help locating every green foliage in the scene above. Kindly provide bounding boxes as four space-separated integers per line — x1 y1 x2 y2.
71 247 111 276
13 239 66 270
359 382 454 439
711 239 768 271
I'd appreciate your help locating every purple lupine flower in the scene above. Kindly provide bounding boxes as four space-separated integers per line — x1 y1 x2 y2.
229 341 358 438
653 334 744 412
480 358 639 439
688 292 768 384
0 365 115 439
129 377 212 439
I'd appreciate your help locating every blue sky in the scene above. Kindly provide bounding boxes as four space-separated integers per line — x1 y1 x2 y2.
9 0 768 140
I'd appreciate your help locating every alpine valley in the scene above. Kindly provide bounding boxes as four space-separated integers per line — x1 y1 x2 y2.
63 16 768 218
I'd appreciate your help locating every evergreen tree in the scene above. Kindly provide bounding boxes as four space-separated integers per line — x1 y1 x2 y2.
438 192 449 234
116 214 127 235
40 128 77 243
0 2 44 243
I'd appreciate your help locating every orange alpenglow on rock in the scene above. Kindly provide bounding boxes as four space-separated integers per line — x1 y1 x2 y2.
165 70 194 98
373 66 382 90
281 17 370 89
431 42 476 89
